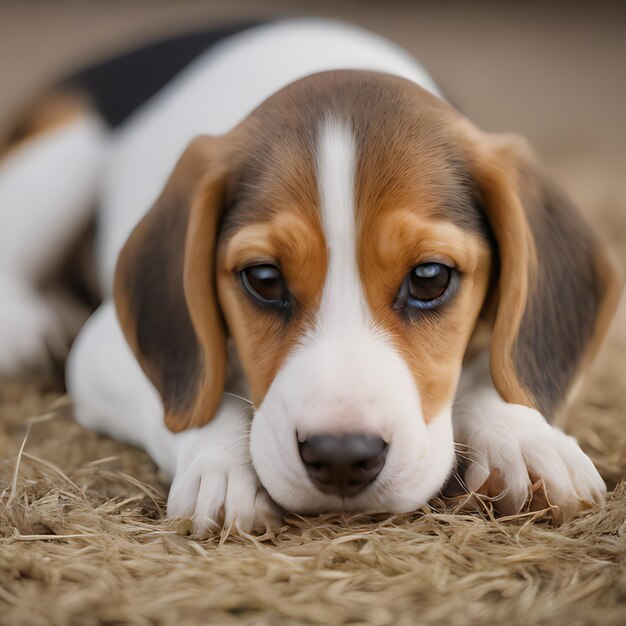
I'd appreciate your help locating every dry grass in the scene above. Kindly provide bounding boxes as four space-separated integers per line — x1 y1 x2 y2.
1 158 625 625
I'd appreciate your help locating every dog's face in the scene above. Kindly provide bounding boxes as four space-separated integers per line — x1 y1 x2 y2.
114 71 620 514
216 82 492 513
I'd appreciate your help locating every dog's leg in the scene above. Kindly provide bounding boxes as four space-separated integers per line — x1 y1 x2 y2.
452 352 606 516
0 114 108 375
67 302 282 533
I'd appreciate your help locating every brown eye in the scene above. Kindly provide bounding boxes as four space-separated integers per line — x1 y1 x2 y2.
241 264 290 308
394 262 457 311
409 263 451 301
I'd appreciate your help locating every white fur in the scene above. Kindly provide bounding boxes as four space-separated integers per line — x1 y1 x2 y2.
0 115 107 279
67 303 281 533
0 274 65 373
97 19 441 294
250 119 455 514
453 353 606 514
0 115 107 374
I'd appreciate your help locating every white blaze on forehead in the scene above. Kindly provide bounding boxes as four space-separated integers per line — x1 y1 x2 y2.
251 121 454 516
316 118 369 331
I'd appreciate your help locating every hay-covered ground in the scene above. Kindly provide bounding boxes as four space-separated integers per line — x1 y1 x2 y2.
0 157 625 625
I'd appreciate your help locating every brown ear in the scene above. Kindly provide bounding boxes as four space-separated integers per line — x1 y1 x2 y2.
114 135 230 432
472 134 622 419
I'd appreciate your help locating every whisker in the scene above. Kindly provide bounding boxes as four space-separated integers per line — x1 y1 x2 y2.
453 452 474 464
427 434 480 457
223 391 257 410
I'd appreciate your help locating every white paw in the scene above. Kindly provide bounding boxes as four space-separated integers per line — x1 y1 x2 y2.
168 456 283 535
0 274 65 375
166 402 283 535
455 401 606 516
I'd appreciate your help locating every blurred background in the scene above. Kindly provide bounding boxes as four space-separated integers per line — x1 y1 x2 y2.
1 0 625 166
1 0 625 267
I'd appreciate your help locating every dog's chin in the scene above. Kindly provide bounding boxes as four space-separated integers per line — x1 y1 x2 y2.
249 407 456 516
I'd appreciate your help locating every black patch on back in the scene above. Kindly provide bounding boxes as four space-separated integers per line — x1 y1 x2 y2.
64 21 263 127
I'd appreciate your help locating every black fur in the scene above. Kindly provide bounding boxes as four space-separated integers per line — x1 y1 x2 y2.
64 21 263 127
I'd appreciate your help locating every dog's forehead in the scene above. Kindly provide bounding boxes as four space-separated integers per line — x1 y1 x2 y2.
222 70 486 240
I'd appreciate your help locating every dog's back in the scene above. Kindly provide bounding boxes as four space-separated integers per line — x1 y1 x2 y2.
0 18 439 378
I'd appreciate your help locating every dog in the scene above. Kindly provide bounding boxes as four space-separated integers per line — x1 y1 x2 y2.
0 19 621 533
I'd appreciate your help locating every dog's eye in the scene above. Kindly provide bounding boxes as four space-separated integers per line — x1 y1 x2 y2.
409 263 451 301
394 262 456 311
240 264 290 308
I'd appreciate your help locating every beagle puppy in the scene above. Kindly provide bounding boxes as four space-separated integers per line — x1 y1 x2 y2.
0 19 621 533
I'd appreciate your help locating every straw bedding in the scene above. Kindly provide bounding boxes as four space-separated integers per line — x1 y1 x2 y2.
1 157 625 625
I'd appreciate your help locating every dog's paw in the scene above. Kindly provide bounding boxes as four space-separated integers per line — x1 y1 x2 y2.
457 402 606 517
0 274 65 375
166 409 284 535
168 456 283 535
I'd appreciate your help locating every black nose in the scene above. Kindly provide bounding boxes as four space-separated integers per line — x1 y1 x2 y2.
298 433 387 497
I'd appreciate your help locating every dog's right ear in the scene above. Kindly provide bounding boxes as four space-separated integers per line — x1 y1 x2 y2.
114 136 230 433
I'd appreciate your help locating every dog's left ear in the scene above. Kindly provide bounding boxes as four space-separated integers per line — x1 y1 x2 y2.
470 132 622 419
114 135 232 432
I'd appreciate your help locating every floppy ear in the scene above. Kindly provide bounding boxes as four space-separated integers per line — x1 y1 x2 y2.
114 135 230 432
472 134 622 419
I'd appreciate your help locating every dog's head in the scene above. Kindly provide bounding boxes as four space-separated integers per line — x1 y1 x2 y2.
114 71 621 514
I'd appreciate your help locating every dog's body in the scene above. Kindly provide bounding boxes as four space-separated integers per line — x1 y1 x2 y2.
0 20 620 532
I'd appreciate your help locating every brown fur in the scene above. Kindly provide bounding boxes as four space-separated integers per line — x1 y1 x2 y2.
114 70 621 432
462 127 623 418
218 212 327 402
114 136 231 432
0 90 88 161
361 211 491 421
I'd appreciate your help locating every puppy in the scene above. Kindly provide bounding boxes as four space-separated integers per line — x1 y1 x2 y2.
0 19 621 533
